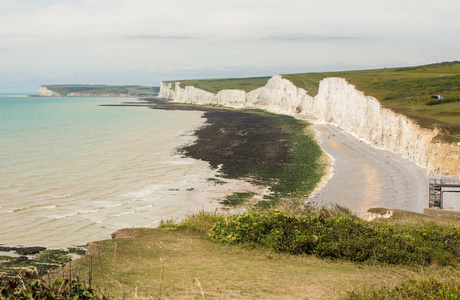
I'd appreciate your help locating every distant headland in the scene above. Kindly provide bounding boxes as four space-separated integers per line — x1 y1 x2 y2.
38 84 159 97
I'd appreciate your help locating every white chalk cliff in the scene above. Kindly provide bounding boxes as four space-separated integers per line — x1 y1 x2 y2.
38 86 130 97
158 75 460 175
38 86 62 97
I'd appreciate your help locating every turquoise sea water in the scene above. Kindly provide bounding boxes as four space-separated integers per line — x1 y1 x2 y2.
0 95 215 247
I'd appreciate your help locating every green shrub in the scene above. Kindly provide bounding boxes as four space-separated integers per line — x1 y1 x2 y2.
208 211 460 266
1 270 106 299
208 211 318 253
426 97 460 105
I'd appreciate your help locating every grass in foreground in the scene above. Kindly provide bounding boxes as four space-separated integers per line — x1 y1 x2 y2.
67 208 460 299
345 276 460 300
74 226 413 299
208 209 460 267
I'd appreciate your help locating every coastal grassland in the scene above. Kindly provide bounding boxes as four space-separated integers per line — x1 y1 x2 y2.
283 61 460 141
208 209 460 267
164 76 271 93
44 85 159 96
73 226 413 299
69 209 460 299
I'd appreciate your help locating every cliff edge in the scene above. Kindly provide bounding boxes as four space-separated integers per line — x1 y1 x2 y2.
158 75 460 175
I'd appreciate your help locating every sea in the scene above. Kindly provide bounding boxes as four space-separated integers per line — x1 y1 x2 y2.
0 94 216 248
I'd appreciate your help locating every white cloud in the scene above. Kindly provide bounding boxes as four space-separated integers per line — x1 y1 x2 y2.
1 0 459 92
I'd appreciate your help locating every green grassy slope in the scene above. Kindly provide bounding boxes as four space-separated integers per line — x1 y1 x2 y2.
283 61 460 141
45 85 160 96
164 76 271 93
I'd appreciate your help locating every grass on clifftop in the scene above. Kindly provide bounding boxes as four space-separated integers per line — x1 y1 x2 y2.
74 226 412 299
164 76 271 93
283 61 460 142
166 61 460 142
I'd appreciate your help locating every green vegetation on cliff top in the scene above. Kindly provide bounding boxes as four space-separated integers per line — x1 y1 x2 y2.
44 84 160 96
283 61 460 142
167 61 460 142
164 76 271 93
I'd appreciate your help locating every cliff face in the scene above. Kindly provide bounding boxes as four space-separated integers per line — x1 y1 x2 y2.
159 75 306 113
38 86 62 97
159 76 460 175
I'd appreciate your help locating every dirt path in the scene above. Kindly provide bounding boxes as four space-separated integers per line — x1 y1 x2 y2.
296 115 429 218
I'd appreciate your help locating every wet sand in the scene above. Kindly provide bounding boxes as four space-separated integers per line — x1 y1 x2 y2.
296 114 429 217
175 178 267 219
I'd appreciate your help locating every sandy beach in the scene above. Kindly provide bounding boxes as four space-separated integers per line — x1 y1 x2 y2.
296 114 429 217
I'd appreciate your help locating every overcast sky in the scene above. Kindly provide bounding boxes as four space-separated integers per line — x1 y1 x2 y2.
1 0 459 92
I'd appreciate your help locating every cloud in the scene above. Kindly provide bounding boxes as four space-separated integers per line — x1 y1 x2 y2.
1 0 459 92
125 35 191 40
262 35 369 42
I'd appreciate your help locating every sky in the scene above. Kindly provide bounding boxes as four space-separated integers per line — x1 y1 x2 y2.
1 0 459 93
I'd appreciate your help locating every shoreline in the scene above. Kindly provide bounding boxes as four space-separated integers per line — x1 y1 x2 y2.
0 98 291 276
0 101 222 251
1 96 432 278
0 98 211 249
143 98 301 210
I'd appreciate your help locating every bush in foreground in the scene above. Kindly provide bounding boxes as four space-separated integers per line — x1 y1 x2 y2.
208 210 460 266
1 270 106 300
